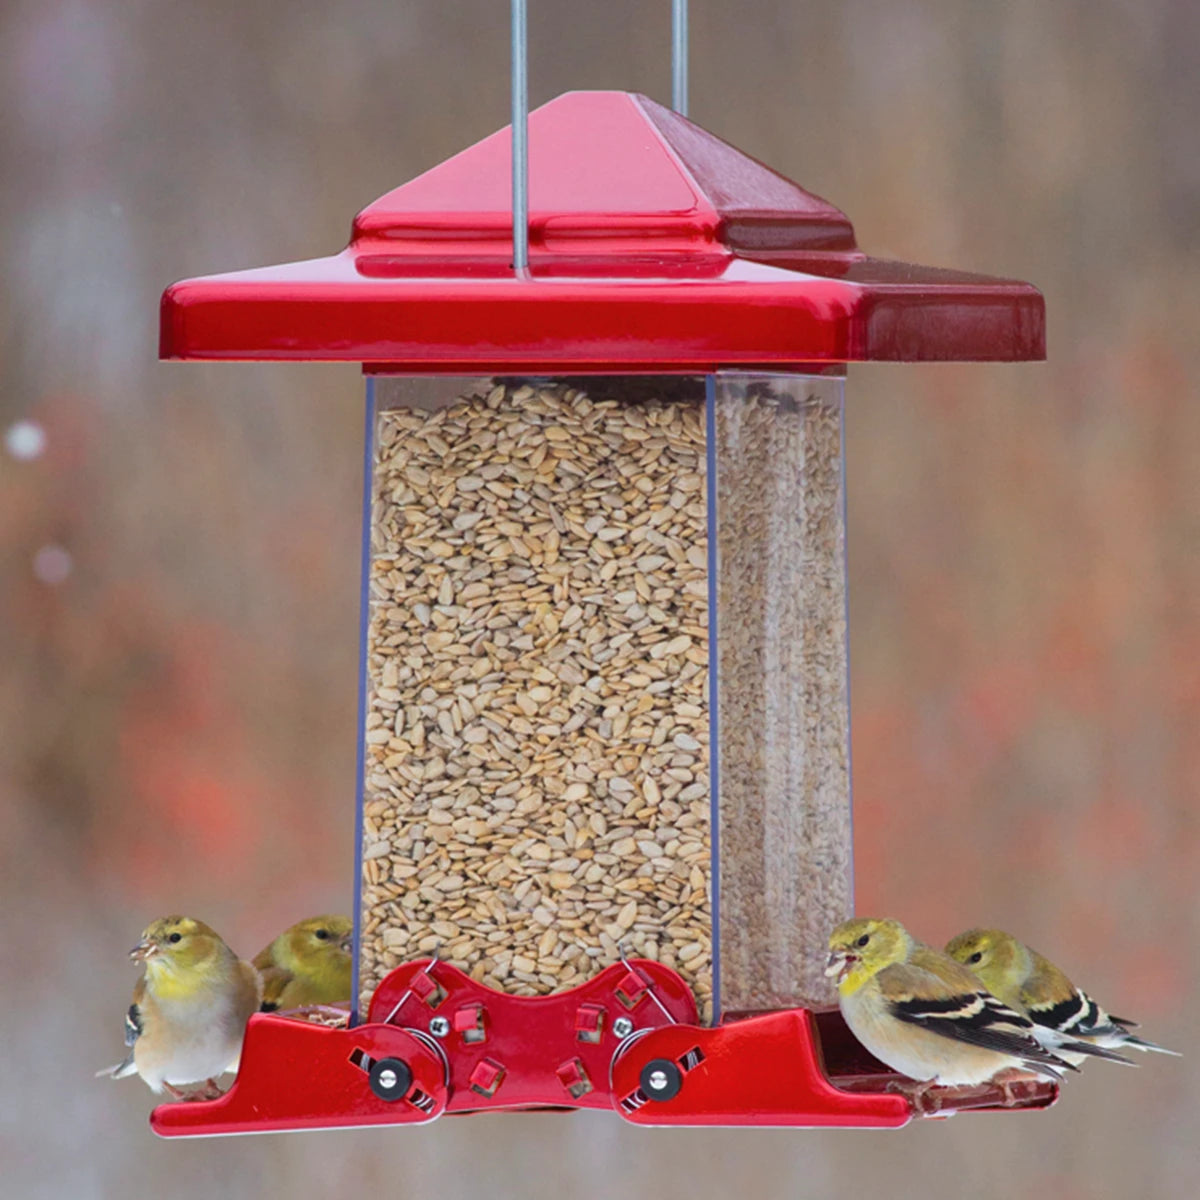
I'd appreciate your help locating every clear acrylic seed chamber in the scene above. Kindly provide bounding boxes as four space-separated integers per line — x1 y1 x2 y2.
154 91 1046 1133
360 369 850 1023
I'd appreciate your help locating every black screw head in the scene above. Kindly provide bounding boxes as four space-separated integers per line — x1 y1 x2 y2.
639 1058 683 1102
368 1056 413 1101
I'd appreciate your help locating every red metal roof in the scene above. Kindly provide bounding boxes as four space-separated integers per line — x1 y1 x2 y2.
160 91 1044 370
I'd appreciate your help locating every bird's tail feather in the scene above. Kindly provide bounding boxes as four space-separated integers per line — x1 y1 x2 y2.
1062 1039 1136 1066
95 1054 137 1080
1124 1035 1181 1056
1107 1014 1139 1029
1026 1059 1067 1083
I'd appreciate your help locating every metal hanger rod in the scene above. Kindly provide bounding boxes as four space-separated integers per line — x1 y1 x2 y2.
672 0 688 116
510 2 689 275
511 0 529 273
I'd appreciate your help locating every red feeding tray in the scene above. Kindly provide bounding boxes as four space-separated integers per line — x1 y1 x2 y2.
152 961 1055 1135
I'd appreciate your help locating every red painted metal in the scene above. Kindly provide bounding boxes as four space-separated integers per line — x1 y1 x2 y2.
612 1008 1059 1127
148 962 1055 1135
612 1009 912 1128
807 1008 1058 1119
160 92 1044 368
150 1013 447 1137
366 958 697 1113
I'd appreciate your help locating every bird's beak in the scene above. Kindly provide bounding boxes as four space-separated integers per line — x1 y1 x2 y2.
339 932 354 955
824 949 854 982
130 939 158 963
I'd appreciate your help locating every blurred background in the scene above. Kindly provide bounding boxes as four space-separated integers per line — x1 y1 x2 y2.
2 1 1197 1196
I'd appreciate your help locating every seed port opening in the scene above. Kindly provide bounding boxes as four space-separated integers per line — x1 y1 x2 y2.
575 1002 606 1044
556 1058 594 1100
410 972 447 1011
454 1003 488 1044
614 970 650 1011
468 1058 507 1099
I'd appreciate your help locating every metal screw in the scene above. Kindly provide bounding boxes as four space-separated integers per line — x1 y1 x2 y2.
647 1069 669 1092
612 1017 634 1038
377 1068 398 1090
429 1016 450 1037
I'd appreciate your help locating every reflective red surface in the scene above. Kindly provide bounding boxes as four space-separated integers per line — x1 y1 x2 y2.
365 958 697 1114
160 92 1044 369
150 1013 447 1136
150 961 1061 1136
612 1009 911 1128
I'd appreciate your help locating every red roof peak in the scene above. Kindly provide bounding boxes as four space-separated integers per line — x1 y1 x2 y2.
636 96 855 253
351 91 856 263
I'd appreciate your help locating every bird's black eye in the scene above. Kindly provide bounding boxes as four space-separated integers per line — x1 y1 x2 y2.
856 934 870 948
968 951 983 964
315 929 330 941
168 932 182 944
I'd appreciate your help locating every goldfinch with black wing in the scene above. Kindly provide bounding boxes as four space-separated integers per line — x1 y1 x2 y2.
946 928 1177 1061
253 915 353 1012
96 916 262 1100
826 917 1077 1087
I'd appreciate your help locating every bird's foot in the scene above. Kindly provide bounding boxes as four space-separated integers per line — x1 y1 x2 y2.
276 1003 351 1027
903 1073 1050 1116
990 1068 1040 1107
885 1078 947 1116
163 1079 225 1102
890 1078 1020 1116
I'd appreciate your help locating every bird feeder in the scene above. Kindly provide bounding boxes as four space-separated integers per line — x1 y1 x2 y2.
151 90 1052 1136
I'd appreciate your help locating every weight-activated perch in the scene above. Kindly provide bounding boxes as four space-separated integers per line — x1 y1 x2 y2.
945 928 1178 1063
96 916 261 1101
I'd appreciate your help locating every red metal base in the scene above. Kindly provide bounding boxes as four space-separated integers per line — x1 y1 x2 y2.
150 1015 448 1136
365 957 698 1113
808 1008 1058 1119
612 1009 910 1127
150 959 1057 1136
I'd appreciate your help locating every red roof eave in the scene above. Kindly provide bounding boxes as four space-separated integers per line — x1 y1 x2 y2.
160 252 1043 368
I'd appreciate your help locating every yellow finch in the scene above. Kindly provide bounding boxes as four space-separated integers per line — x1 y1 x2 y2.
826 917 1077 1087
253 915 353 1012
96 916 261 1100
945 928 1177 1062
